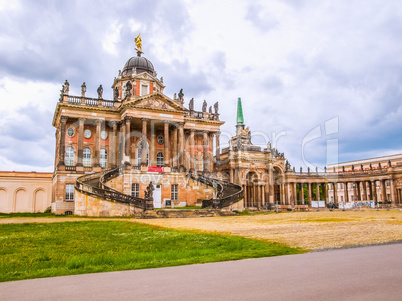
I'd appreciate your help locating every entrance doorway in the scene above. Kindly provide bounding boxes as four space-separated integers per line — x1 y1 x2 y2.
153 184 162 208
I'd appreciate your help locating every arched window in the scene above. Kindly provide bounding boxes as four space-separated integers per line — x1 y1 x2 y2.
83 148 92 167
156 152 164 167
138 141 149 166
100 149 107 168
65 146 75 166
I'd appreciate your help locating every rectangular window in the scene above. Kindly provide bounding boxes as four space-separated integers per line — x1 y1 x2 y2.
351 196 354 202
65 184 75 201
341 196 344 202
141 85 148 96
386 180 390 187
131 183 139 198
171 184 178 201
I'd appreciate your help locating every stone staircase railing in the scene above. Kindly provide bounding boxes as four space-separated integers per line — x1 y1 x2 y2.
189 173 244 209
75 167 150 210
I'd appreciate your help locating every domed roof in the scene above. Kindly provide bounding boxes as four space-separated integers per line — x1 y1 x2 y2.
122 53 155 76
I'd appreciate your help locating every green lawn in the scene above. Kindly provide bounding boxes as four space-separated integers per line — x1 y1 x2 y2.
0 221 303 282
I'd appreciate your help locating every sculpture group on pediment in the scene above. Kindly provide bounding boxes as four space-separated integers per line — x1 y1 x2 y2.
125 81 132 98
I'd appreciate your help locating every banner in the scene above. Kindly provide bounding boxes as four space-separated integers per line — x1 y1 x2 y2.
148 166 163 172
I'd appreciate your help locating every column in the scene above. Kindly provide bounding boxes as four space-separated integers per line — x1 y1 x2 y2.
124 117 132 166
190 129 195 171
178 123 184 167
323 183 328 203
356 181 361 201
390 178 396 205
316 183 320 201
141 118 148 166
333 182 338 203
257 185 261 208
381 179 387 203
308 182 312 205
172 127 178 168
58 116 68 167
287 183 292 205
280 183 285 205
268 164 274 204
293 182 297 205
77 117 85 166
203 131 208 172
371 180 377 204
164 121 170 167
150 121 155 166
362 181 367 200
215 131 221 170
299 183 304 205
353 181 358 201
344 182 349 203
94 119 101 167
243 185 247 207
110 121 117 168
209 133 214 172
229 168 234 183
118 121 124 167
261 185 265 207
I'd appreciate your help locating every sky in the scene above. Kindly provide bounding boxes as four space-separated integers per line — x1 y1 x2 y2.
0 0 401 172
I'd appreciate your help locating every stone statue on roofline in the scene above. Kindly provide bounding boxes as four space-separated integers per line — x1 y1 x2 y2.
178 88 184 102
209 106 212 114
202 100 207 112
63 80 69 94
114 87 119 100
214 101 219 114
81 82 86 97
189 98 194 111
97 85 103 99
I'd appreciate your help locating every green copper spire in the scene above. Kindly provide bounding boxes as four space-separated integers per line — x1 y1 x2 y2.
236 97 244 125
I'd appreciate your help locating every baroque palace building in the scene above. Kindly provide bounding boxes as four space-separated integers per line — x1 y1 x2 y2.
1 38 402 215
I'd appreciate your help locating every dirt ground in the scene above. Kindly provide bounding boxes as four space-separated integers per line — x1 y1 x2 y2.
1 210 401 250
137 210 402 250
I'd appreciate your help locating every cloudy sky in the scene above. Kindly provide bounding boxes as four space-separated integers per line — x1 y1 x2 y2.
0 0 401 172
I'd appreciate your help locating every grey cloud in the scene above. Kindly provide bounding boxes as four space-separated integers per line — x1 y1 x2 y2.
245 3 278 31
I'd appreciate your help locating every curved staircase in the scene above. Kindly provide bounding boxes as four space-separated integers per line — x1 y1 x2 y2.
75 167 150 210
74 168 244 214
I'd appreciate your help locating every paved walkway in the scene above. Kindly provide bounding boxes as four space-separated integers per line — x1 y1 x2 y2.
1 243 401 301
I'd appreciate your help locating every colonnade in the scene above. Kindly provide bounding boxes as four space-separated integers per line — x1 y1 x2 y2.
58 116 221 173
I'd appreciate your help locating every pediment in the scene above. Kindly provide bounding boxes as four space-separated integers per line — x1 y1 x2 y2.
136 98 176 110
128 93 186 112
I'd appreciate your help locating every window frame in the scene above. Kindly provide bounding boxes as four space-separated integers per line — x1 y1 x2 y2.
65 146 75 166
100 148 107 168
83 147 92 167
131 183 140 198
171 184 178 201
65 184 75 202
156 152 164 167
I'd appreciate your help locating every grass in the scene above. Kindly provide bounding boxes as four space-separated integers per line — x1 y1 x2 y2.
0 221 303 282
0 212 61 218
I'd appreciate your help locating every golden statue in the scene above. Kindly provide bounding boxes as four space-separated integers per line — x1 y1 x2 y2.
135 33 143 53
